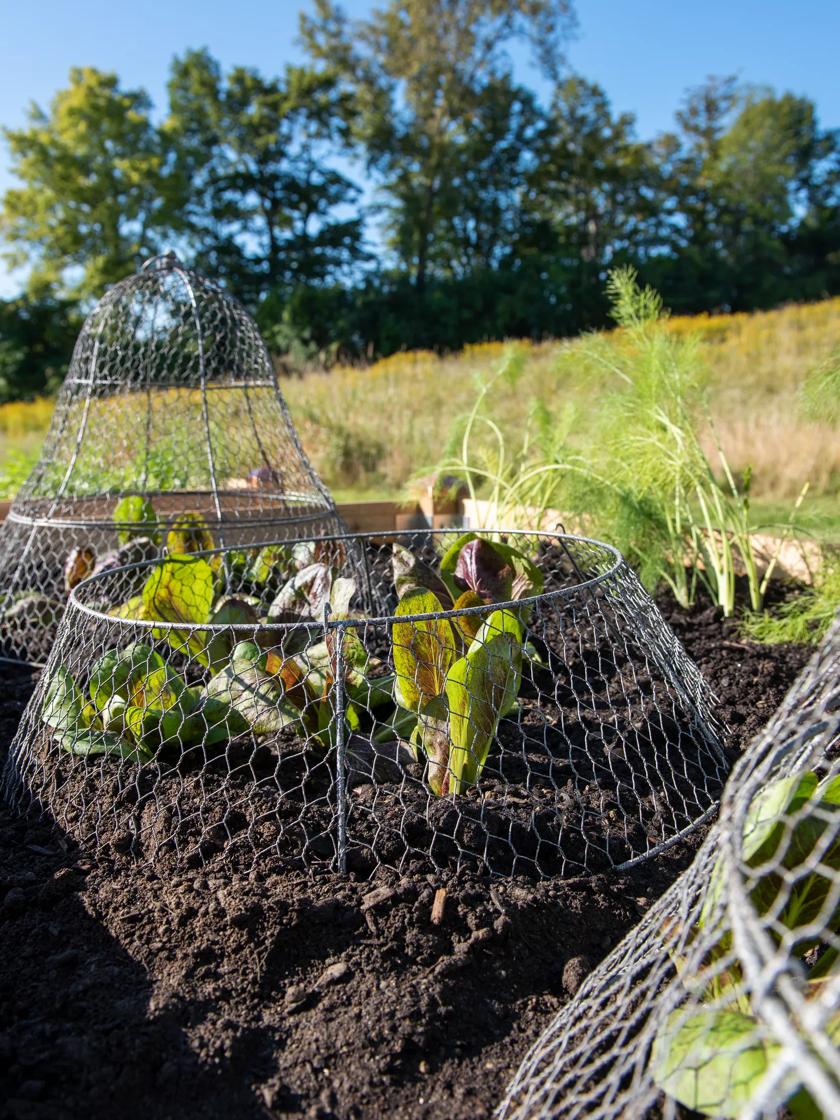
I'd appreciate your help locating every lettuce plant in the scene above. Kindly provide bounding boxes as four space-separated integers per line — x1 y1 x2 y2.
58 496 160 600
64 546 96 591
42 643 248 761
389 534 536 795
439 532 543 605
260 571 391 747
652 769 840 1118
0 591 64 631
205 608 392 750
42 665 152 762
205 640 302 735
394 595 522 796
393 533 542 610
244 544 293 587
44 537 531 777
392 589 522 796
113 496 159 546
49 542 382 758
165 510 216 557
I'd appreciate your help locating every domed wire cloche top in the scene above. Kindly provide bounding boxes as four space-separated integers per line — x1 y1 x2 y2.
0 253 344 664
15 252 337 520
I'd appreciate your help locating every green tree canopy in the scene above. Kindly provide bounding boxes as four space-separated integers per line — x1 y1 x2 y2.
523 76 658 326
650 78 840 310
0 29 839 370
166 49 365 305
0 296 79 401
300 0 576 289
0 68 178 300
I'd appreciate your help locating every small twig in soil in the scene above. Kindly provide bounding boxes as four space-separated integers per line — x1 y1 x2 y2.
431 888 447 926
252 941 272 985
489 887 507 915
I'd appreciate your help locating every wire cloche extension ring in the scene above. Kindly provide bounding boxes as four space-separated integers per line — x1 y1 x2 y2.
0 254 344 665
3 529 729 880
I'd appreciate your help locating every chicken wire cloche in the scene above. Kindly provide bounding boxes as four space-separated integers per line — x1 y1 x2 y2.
3 529 729 880
499 615 840 1120
0 253 344 665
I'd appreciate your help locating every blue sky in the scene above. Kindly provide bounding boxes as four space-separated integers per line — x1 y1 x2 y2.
1 0 839 295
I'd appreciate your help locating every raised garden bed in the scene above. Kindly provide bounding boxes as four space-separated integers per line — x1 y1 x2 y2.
0 603 811 1120
0 526 816 1119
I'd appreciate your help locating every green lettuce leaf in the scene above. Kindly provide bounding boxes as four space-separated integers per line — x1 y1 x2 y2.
444 609 522 794
113 495 158 546
652 1008 778 1119
392 587 455 713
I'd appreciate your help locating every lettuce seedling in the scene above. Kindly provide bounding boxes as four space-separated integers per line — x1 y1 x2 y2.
1 592 64 633
204 622 387 748
291 539 346 572
42 664 152 761
439 533 543 605
165 511 216 558
64 546 96 591
142 554 216 662
268 562 334 624
203 595 261 674
113 496 159 546
43 641 250 760
205 640 302 735
266 556 358 662
652 769 840 1118
89 537 160 586
392 587 523 795
392 544 454 605
245 544 293 587
89 641 248 750
89 642 193 749
444 609 523 792
258 575 389 747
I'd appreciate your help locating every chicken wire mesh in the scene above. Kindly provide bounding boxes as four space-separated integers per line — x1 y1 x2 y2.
0 253 343 666
499 613 840 1120
2 529 728 880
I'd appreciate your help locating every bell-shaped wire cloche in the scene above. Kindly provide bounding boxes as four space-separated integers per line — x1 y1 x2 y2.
0 253 344 664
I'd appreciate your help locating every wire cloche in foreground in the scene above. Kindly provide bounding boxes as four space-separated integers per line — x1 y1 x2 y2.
3 529 728 880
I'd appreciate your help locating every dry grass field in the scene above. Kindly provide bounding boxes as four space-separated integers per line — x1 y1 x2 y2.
286 298 840 509
2 297 838 531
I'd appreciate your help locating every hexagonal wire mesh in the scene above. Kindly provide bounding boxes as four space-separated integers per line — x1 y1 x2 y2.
2 529 728 880
499 613 840 1120
0 253 344 665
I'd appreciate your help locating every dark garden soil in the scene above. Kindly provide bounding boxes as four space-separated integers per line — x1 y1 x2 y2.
0 600 813 1120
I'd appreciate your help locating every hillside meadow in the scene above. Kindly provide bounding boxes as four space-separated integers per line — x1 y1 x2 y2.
1 297 838 536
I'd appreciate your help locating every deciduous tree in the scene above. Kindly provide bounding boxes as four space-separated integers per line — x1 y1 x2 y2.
1 68 177 299
300 0 576 289
166 49 365 305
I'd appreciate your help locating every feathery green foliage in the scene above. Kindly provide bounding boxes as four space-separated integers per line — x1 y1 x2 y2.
438 269 811 615
742 555 840 645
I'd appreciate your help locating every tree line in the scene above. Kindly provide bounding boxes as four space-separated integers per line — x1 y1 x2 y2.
1 0 839 400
